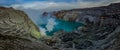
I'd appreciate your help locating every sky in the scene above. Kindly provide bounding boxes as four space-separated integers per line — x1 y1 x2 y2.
1 0 120 10
0 0 120 24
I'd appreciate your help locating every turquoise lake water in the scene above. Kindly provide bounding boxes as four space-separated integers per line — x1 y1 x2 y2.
39 19 84 36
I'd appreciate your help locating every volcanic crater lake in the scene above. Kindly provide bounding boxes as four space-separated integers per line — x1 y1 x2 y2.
39 19 84 36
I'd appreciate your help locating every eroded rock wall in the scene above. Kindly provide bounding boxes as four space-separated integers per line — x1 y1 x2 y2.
0 7 53 50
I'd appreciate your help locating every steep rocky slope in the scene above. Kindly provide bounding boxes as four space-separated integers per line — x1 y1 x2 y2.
42 3 120 50
0 7 53 50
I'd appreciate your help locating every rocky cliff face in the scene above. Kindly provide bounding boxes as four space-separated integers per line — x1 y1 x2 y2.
0 7 53 50
42 3 120 50
52 3 120 23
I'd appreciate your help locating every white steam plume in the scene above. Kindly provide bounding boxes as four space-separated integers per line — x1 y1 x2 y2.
39 27 47 36
46 18 56 32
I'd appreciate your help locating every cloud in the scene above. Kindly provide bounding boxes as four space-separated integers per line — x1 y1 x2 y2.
11 2 59 10
11 0 120 11
9 0 120 24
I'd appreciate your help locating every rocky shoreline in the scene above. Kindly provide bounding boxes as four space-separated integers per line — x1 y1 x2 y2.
41 3 120 50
